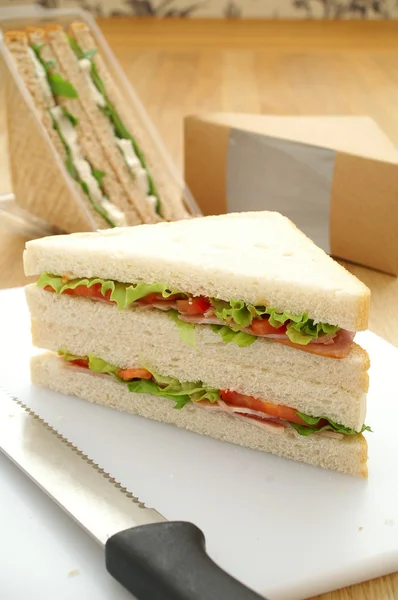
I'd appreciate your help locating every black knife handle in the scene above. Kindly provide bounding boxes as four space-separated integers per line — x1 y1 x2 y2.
105 521 267 600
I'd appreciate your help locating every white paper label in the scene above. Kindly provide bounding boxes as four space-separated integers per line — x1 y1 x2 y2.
226 129 336 253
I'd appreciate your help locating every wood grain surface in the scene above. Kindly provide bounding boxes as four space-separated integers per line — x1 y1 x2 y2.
0 19 397 599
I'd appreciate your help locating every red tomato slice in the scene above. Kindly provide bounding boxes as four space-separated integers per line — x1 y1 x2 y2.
176 296 211 315
68 359 152 382
220 390 313 427
249 318 287 336
46 283 113 302
45 284 184 307
70 358 89 369
116 367 152 381
62 283 112 301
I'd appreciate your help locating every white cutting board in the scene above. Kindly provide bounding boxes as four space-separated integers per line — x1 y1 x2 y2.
0 452 132 599
0 287 398 600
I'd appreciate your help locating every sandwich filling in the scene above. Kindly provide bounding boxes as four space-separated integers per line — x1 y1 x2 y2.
30 42 125 228
67 37 162 216
49 107 127 227
39 274 355 358
59 350 370 438
27 46 53 105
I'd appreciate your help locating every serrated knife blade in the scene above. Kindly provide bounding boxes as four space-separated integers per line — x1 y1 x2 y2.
0 387 266 600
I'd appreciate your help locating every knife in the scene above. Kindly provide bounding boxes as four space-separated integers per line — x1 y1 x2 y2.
0 387 267 600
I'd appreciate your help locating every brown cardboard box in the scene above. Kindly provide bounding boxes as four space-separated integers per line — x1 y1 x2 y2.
184 114 398 275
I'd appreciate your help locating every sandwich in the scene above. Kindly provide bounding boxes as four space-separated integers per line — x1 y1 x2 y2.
24 211 371 477
4 22 188 231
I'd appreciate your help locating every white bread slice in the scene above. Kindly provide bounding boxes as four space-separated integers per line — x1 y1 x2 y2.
46 25 158 225
69 21 189 222
26 285 369 431
30 352 368 478
4 30 108 230
24 211 370 330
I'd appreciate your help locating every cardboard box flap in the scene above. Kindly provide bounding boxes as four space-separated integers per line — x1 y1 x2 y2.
193 114 398 164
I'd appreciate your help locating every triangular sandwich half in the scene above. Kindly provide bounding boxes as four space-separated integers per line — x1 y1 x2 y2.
24 211 371 476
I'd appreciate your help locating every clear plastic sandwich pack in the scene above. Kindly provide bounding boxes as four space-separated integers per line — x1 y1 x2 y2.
0 6 201 239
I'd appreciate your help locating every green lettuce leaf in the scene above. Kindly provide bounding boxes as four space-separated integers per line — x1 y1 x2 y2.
129 366 220 410
83 48 97 60
212 299 253 329
58 349 82 362
126 378 191 408
210 325 256 347
286 320 339 345
58 349 119 376
266 309 338 345
31 42 44 54
62 107 79 126
88 355 119 375
31 41 78 98
173 396 193 410
290 412 372 437
65 154 78 180
38 274 184 310
44 59 56 69
79 181 116 227
47 72 78 98
91 61 108 97
168 311 196 347
91 168 105 187
66 37 96 60
67 36 83 57
211 299 339 346
60 349 218 410
48 109 70 153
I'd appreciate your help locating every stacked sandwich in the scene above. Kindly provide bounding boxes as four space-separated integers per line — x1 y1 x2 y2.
24 211 371 476
4 22 188 229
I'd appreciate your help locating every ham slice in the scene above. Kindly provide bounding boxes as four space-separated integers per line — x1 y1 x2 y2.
196 400 344 438
217 400 285 433
179 313 354 358
147 302 178 311
178 314 225 326
275 329 355 359
195 399 285 434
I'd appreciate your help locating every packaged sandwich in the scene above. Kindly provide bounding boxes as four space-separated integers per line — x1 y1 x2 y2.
0 9 200 234
24 211 371 477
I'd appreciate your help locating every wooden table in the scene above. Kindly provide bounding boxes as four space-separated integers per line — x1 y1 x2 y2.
0 18 397 599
